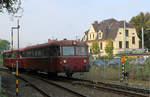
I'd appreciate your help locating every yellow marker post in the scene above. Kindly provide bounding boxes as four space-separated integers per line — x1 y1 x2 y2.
15 52 19 96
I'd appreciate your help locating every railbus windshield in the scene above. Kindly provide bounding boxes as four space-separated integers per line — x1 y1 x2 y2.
62 46 88 56
62 46 74 56
76 46 88 56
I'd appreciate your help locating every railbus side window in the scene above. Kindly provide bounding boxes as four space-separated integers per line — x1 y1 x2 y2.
31 50 34 57
22 51 26 57
41 47 47 57
40 48 43 57
45 47 49 57
37 49 42 57
34 49 38 57
27 50 32 57
43 47 48 57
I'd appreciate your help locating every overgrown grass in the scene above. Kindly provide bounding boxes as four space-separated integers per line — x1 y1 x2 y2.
0 88 7 97
85 65 120 81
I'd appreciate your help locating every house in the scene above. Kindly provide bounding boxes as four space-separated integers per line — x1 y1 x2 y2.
82 18 140 56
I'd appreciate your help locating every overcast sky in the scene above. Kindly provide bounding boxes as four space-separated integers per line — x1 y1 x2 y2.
0 0 150 48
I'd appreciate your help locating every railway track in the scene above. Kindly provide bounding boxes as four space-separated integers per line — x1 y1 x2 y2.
0 67 87 97
32 75 88 97
54 76 150 97
0 67 149 97
0 67 51 97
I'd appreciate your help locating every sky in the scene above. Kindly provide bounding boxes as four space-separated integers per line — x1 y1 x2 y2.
0 0 150 48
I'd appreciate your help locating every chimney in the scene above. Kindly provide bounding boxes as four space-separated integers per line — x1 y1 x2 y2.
94 21 98 24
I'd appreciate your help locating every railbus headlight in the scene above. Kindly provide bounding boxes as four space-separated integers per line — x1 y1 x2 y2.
83 59 87 63
63 60 67 63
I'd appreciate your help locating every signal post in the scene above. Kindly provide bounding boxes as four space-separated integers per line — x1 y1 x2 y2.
11 19 20 96
120 56 126 82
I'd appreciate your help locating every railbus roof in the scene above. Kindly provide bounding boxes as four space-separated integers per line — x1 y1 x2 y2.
23 40 88 50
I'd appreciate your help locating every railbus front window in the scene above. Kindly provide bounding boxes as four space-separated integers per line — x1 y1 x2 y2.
76 46 88 56
62 46 74 56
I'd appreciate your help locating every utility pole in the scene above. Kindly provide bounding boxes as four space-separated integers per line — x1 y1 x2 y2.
124 20 126 53
142 27 144 50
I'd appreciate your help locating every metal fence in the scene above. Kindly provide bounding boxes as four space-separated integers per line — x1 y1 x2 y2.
77 56 150 89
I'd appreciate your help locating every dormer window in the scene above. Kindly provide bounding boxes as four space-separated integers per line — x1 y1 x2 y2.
99 32 102 39
125 30 129 37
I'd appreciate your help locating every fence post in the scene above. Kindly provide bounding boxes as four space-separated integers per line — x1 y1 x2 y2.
136 61 138 80
118 62 120 80
0 75 1 93
104 59 106 79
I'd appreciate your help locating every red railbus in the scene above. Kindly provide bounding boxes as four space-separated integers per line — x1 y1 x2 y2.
3 40 90 77
3 49 24 69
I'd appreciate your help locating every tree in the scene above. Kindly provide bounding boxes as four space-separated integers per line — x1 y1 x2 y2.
0 0 21 14
91 39 100 55
130 12 150 49
0 39 10 54
105 40 113 57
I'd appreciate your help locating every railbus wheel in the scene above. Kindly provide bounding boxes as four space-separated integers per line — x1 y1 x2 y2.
48 72 57 77
66 73 73 77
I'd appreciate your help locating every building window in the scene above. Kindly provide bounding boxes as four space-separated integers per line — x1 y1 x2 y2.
119 32 121 34
99 33 101 37
99 33 102 39
125 30 129 37
93 34 94 39
126 41 129 48
90 49 92 53
100 42 103 50
119 41 122 48
132 36 135 44
90 34 91 40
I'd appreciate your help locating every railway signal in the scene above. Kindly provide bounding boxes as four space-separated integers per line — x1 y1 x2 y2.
120 56 125 82
11 18 20 96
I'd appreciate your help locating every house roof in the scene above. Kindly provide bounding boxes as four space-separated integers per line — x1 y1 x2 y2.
84 18 135 41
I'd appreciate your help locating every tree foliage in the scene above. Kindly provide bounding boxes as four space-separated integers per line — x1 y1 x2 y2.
105 40 113 57
130 12 150 49
0 39 10 54
91 39 100 55
0 0 21 14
